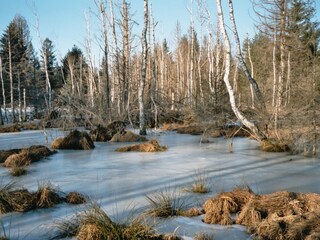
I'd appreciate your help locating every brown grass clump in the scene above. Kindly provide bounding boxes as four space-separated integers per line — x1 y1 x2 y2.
10 167 27 177
110 130 148 142
115 139 167 152
194 232 215 240
175 125 204 135
34 183 63 208
0 149 20 163
51 130 95 150
203 188 320 240
66 192 87 204
260 139 290 152
180 207 204 217
3 145 54 168
0 124 21 133
90 121 126 142
8 189 35 212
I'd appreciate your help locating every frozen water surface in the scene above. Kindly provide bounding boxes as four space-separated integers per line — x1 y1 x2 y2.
0 129 319 239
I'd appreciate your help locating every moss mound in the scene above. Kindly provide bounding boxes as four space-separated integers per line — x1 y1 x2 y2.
90 121 126 142
2 145 54 167
51 130 95 150
203 188 320 240
115 139 167 152
110 130 148 142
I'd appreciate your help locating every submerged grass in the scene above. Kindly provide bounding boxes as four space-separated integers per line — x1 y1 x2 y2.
194 232 215 240
10 167 27 177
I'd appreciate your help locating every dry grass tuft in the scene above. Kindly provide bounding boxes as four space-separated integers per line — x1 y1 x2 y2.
144 188 189 218
0 149 20 163
34 183 63 208
115 139 167 152
0 124 21 133
203 188 320 240
10 167 27 177
110 130 148 142
51 130 95 150
1 145 54 167
194 232 215 240
184 171 211 194
260 139 290 152
180 207 204 217
66 192 87 204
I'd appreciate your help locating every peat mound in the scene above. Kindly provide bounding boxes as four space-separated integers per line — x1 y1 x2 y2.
110 130 148 142
90 121 126 142
51 130 95 150
115 139 167 152
1 145 55 167
203 188 320 240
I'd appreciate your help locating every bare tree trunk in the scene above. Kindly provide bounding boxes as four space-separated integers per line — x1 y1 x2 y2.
278 0 286 109
272 18 277 107
18 73 22 122
188 0 195 105
285 51 291 106
150 0 158 128
122 0 130 118
228 0 265 110
23 88 26 121
36 15 52 112
139 0 148 135
96 0 111 119
247 34 255 108
216 0 266 141
85 12 95 108
0 56 7 124
8 34 15 123
110 0 122 115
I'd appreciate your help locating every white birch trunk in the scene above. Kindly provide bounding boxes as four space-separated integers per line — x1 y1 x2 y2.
216 0 265 141
272 18 277 107
8 34 14 123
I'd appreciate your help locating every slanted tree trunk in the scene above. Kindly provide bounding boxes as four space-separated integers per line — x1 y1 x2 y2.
247 34 255 108
228 0 265 110
216 0 266 141
0 56 7 124
139 0 148 135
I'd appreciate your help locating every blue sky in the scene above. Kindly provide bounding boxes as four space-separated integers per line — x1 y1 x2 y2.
0 0 319 61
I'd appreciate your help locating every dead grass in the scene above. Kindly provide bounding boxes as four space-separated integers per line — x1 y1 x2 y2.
0 124 21 133
184 171 211 194
65 192 87 204
1 145 55 167
260 139 290 152
35 183 63 208
203 188 320 240
110 130 148 142
115 139 167 152
51 130 95 150
0 149 20 163
53 203 162 240
10 167 27 177
194 232 215 240
144 188 189 218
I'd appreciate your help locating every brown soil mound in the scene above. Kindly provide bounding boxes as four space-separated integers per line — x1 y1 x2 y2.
115 139 167 152
66 192 87 204
51 130 95 150
2 146 54 167
110 130 148 142
203 188 320 240
90 121 126 142
176 125 204 135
